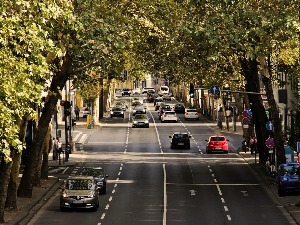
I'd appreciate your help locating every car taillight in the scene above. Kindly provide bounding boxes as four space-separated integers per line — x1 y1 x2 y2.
195 112 199 115
185 112 188 115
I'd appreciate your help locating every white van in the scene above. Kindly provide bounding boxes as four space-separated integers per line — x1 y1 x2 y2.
159 86 169 95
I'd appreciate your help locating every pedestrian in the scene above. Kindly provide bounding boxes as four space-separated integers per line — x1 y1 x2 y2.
74 106 80 120
242 137 248 153
57 138 62 159
52 137 58 160
249 136 256 155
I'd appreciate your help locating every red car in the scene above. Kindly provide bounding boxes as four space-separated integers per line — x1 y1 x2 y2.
206 136 229 154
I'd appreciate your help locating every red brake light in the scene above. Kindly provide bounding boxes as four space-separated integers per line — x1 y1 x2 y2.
185 112 188 115
195 112 199 115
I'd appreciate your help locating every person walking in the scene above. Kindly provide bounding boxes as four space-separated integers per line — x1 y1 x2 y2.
52 137 58 160
57 138 62 159
74 106 80 120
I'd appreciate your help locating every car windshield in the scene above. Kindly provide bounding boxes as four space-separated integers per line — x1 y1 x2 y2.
211 137 225 141
165 111 175 115
280 165 300 176
162 105 170 109
80 168 104 177
161 87 168 91
66 179 94 190
176 105 184 108
113 107 122 111
173 134 188 139
135 114 147 119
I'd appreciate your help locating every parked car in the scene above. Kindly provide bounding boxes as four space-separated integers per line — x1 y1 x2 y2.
174 104 185 113
110 107 124 118
80 167 109 194
132 114 150 128
205 136 229 154
161 111 178 122
115 101 127 111
82 108 91 118
60 176 99 211
132 105 146 116
121 88 131 96
184 108 199 120
277 163 300 196
169 132 191 149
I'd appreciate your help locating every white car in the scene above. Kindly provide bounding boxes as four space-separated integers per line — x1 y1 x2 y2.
184 109 199 120
161 111 178 122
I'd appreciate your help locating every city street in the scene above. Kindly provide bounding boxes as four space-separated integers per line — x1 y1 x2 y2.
27 96 293 225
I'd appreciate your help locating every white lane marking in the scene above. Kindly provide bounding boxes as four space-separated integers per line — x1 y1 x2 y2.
112 189 115 194
221 198 225 203
163 164 167 225
101 213 105 219
109 196 113 202
120 167 123 171
147 103 163 153
227 215 232 221
114 184 117 188
73 132 82 142
62 168 68 174
79 134 88 144
212 174 215 177
105 204 109 210
216 184 222 196
118 172 121 176
214 179 217 183
224 206 228 211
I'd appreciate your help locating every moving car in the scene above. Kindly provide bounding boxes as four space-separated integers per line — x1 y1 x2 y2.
115 101 127 111
161 111 178 122
158 104 171 119
121 88 131 96
154 97 164 110
142 87 155 94
184 108 199 120
60 176 99 211
159 86 169 95
205 136 229 154
110 107 124 118
132 105 146 116
174 104 185 113
277 163 300 196
80 167 109 194
132 114 150 128
169 132 191 149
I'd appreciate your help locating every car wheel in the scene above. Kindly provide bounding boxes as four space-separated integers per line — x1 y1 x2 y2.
206 149 210 154
110 115 113 118
60 206 66 212
185 118 187 121
170 145 174 149
278 189 285 197
102 188 106 195
122 115 124 118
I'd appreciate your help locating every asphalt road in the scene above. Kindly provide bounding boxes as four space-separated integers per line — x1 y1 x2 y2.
28 96 292 225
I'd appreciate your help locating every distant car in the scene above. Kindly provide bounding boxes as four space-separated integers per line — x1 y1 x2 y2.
154 97 164 110
205 136 229 154
110 107 124 118
132 101 143 107
121 88 131 96
169 132 191 149
159 86 169 95
158 104 171 119
142 87 155 94
82 108 91 118
60 176 99 211
115 101 127 111
161 111 178 123
132 114 150 128
147 93 155 103
132 88 141 95
80 167 109 194
277 163 300 196
133 105 146 116
174 104 185 113
184 108 199 120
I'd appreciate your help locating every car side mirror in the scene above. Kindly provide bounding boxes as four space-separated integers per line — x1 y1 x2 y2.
169 136 172 138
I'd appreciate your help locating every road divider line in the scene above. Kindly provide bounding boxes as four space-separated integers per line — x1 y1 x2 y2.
147 103 163 153
163 163 167 225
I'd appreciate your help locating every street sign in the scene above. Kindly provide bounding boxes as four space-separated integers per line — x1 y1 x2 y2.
247 108 252 116
265 137 275 148
266 121 273 131
242 117 249 125
242 110 249 118
209 85 220 95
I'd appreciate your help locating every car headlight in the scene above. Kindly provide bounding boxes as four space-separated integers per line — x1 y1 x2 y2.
62 192 68 198
143 109 146 112
110 111 113 114
282 177 288 181
133 121 138 124
145 121 149 124
133 110 136 113
121 111 124 114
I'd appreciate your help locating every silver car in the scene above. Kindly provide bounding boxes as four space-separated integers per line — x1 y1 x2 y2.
60 176 99 211
132 114 149 128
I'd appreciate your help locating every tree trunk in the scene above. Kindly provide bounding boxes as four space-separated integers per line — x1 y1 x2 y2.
41 126 52 180
0 150 15 223
240 57 270 164
18 54 71 198
98 77 104 120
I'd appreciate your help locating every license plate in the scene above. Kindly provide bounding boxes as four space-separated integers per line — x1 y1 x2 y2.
178 143 184 145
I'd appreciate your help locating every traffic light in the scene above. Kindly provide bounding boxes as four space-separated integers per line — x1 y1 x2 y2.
189 83 194 98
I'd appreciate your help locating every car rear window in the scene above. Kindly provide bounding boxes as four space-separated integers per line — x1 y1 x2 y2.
211 137 225 141
174 134 188 139
280 165 300 176
165 111 175 115
187 109 197 112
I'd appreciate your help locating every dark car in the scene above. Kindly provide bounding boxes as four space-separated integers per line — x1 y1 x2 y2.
169 132 191 149
80 167 109 194
110 107 124 118
60 176 99 211
174 104 185 113
277 163 300 196
132 114 150 128
121 88 131 96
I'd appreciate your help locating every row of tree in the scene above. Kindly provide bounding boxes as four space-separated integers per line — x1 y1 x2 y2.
0 0 299 223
